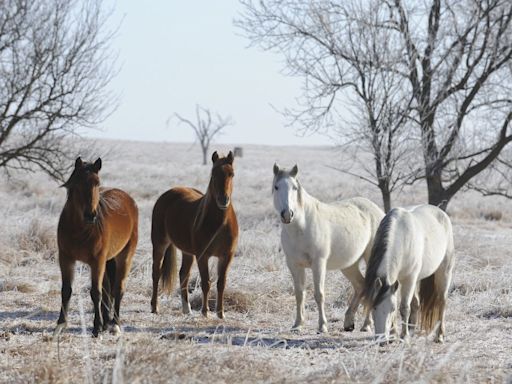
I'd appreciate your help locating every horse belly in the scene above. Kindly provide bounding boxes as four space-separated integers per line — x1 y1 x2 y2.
327 230 368 270
105 219 134 259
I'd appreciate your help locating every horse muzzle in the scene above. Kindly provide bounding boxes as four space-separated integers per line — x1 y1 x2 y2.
280 209 294 224
216 196 230 210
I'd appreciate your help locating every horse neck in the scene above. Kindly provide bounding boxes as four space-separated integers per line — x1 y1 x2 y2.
195 179 226 229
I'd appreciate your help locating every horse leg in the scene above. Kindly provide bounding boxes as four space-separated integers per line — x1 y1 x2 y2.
151 240 170 314
341 262 370 332
197 255 211 317
312 257 328 333
180 252 194 315
111 236 137 335
90 260 107 337
101 259 116 331
433 252 455 343
408 287 420 334
54 256 75 337
286 258 306 331
216 253 234 319
399 278 416 340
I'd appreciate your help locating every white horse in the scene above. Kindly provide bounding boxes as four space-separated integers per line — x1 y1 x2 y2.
272 164 385 333
362 205 455 343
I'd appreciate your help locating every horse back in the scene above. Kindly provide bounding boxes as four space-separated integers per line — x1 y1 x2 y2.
398 205 453 279
100 188 138 251
151 187 203 251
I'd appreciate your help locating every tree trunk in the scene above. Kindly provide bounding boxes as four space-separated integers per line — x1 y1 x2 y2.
378 179 392 213
202 146 208 165
426 172 449 211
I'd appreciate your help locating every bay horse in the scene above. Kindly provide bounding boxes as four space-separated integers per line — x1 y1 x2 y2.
272 164 384 333
54 157 138 338
362 205 455 343
151 151 238 319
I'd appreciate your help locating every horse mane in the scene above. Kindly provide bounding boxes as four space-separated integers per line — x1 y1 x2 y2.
362 208 398 307
63 183 120 234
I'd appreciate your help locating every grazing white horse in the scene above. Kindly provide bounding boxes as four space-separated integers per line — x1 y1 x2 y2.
272 164 385 333
362 205 455 343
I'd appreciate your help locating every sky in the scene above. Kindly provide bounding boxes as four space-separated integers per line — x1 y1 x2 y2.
92 1 331 146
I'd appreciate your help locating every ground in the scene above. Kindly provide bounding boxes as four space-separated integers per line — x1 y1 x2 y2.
1 141 511 383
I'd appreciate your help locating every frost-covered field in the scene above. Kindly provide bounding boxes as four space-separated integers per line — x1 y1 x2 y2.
1 140 511 383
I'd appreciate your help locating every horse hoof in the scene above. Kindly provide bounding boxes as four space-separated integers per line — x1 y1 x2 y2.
151 308 159 314
217 312 225 320
182 307 191 315
434 335 444 344
400 334 411 344
111 325 121 336
344 323 355 332
318 325 328 334
201 311 208 318
290 326 302 333
360 325 371 332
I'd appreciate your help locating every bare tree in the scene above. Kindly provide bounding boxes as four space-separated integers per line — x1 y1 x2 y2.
0 0 117 181
237 0 414 211
238 0 512 211
174 105 234 165
389 0 512 209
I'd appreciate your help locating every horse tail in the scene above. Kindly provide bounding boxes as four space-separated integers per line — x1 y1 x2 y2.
419 273 444 332
161 244 178 295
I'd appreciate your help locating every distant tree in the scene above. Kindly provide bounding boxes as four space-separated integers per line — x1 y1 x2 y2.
238 0 512 211
174 104 234 165
0 0 118 180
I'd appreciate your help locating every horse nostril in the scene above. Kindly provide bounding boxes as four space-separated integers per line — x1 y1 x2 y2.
280 210 286 219
290 210 294 218
84 212 97 223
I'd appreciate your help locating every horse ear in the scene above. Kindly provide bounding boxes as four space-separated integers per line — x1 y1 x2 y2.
290 164 298 178
93 158 102 173
374 277 383 292
391 280 399 293
227 151 234 164
273 163 279 175
75 157 83 169
212 151 219 163
370 277 383 301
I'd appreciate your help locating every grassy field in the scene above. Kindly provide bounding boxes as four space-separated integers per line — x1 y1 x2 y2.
1 140 511 383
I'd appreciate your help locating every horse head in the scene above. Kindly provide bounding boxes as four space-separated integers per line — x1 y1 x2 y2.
210 151 235 210
272 163 301 224
62 157 102 224
370 277 399 338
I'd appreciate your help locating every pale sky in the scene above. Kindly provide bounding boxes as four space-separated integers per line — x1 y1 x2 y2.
92 1 331 146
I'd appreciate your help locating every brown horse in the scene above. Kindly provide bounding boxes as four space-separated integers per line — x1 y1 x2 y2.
151 151 238 319
54 157 138 338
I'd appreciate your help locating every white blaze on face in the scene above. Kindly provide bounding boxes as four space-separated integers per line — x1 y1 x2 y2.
273 176 299 224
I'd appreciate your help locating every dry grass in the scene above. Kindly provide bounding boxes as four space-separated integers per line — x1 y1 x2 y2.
1 140 512 383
